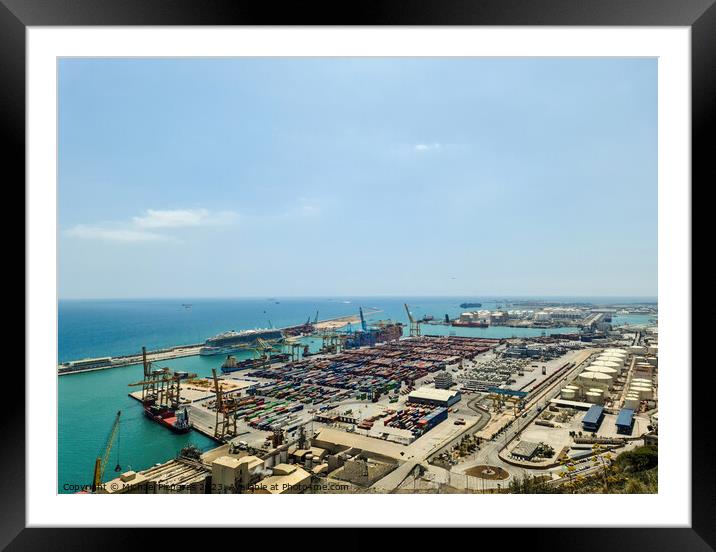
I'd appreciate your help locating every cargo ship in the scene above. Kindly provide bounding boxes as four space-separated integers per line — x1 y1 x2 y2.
144 404 191 434
459 302 482 308
451 320 489 328
200 328 283 355
130 347 195 434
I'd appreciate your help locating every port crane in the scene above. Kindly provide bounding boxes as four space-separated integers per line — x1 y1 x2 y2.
282 337 303 362
92 410 122 492
314 310 319 324
128 347 195 409
212 368 238 441
359 307 368 332
404 303 422 337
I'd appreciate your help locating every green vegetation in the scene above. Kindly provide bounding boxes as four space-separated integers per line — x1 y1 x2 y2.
508 444 658 494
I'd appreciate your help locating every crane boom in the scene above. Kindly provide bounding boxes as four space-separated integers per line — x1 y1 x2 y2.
212 368 223 410
359 307 368 332
92 410 121 492
404 303 414 324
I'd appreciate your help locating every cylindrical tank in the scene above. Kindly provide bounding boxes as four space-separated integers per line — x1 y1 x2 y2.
561 388 576 400
578 371 612 389
587 365 618 377
629 386 653 400
592 360 621 369
624 396 640 410
604 348 627 355
597 355 625 365
304 453 313 469
632 378 652 386
585 391 603 404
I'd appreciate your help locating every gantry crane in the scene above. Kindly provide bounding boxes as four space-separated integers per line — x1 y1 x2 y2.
253 337 276 368
404 303 422 337
128 347 195 409
283 338 303 362
92 410 122 492
212 368 238 440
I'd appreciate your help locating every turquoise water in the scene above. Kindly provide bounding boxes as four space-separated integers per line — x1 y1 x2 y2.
57 296 652 493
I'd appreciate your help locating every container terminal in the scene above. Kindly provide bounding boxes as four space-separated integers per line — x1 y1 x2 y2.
86 304 657 494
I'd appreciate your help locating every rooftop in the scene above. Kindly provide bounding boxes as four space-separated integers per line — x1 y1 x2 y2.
408 387 460 402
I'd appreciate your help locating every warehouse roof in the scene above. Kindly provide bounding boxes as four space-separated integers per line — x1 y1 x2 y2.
408 387 460 402
616 408 635 427
582 405 604 426
253 466 311 494
313 427 404 460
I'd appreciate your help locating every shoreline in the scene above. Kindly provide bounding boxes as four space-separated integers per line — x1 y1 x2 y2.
57 311 380 376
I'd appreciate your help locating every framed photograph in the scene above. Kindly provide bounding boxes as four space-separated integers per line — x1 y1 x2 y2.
9 0 707 547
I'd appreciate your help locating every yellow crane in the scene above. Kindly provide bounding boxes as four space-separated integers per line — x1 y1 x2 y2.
404 303 422 337
92 410 122 492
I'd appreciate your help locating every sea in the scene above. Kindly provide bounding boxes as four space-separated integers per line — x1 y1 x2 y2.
57 296 655 493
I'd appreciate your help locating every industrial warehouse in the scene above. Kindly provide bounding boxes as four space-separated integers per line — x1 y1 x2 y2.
86 304 658 495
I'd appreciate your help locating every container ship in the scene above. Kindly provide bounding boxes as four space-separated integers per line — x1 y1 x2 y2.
144 404 191 434
199 328 283 355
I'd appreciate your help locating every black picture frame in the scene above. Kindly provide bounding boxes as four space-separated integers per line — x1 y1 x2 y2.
6 0 706 548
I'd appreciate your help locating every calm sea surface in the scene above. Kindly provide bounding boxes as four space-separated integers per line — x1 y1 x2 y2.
57 297 653 493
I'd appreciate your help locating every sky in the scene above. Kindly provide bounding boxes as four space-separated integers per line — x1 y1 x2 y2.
58 58 657 299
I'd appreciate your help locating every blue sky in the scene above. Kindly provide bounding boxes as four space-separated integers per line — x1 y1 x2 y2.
58 58 657 299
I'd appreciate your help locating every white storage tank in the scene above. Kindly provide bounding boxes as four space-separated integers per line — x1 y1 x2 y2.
593 360 621 369
604 348 627 354
585 391 603 404
578 371 612 390
632 377 653 386
587 364 618 377
629 385 653 400
597 355 626 366
561 388 576 400
624 396 640 410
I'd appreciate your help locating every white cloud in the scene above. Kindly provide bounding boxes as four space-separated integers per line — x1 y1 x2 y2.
132 208 237 228
66 207 238 243
298 198 321 217
66 225 168 242
414 143 442 152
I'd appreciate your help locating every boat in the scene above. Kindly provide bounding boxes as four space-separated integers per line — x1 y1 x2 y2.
199 328 284 355
459 302 482 308
144 404 191 434
451 320 489 328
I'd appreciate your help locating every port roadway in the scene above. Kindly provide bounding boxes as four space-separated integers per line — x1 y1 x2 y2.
374 348 594 492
